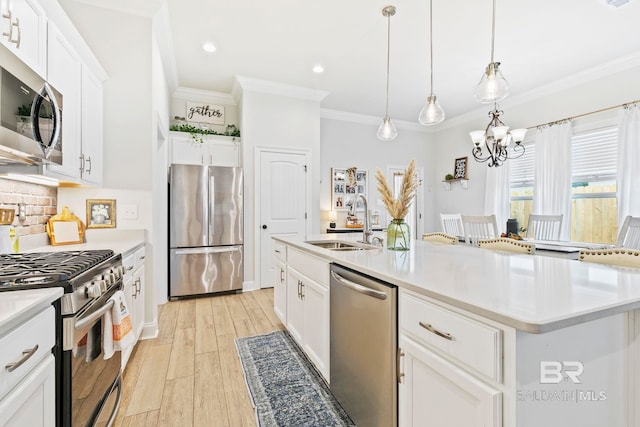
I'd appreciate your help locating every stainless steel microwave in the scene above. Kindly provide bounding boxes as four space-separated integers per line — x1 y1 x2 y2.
0 42 62 166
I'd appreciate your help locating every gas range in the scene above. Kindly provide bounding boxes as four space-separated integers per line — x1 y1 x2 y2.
0 250 124 315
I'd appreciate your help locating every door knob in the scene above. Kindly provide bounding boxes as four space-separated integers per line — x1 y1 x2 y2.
262 224 267 229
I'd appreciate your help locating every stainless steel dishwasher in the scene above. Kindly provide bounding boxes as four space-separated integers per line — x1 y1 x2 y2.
330 264 397 427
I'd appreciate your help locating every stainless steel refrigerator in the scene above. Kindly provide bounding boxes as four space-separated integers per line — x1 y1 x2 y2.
169 164 243 298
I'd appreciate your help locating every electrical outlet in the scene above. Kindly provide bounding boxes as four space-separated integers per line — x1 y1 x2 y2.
121 204 138 219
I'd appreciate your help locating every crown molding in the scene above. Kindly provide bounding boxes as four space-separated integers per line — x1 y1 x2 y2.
67 0 162 18
173 86 237 105
320 108 432 133
233 75 329 102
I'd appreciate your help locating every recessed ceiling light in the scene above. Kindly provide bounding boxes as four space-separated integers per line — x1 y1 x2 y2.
607 0 630 6
312 64 324 74
202 42 217 53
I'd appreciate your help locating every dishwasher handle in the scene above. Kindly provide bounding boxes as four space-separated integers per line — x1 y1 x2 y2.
331 271 388 300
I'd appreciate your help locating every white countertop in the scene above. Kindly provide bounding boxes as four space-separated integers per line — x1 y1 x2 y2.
21 229 146 256
0 288 63 336
275 234 640 333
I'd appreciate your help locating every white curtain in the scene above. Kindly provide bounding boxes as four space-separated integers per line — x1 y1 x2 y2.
484 162 510 234
617 105 640 227
533 122 572 241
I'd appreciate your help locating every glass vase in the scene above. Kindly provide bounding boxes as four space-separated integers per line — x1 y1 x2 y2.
387 218 410 251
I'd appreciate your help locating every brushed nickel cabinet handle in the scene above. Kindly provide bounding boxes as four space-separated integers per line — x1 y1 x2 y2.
300 282 305 300
5 344 39 372
396 348 405 384
280 268 284 283
419 321 454 341
12 17 19 47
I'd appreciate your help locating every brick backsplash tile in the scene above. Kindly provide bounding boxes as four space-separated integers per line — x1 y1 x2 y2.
0 179 58 236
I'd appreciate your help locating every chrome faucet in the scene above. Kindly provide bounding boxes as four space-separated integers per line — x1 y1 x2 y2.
349 194 373 244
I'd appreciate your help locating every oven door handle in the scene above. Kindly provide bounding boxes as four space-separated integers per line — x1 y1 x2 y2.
75 300 114 332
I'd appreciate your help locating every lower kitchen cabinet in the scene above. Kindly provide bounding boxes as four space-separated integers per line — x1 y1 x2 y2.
275 244 330 381
121 244 146 369
399 334 502 427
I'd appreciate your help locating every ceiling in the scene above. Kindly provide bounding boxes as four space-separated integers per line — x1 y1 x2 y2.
71 0 640 123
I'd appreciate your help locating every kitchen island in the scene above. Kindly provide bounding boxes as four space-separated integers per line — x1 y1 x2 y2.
273 234 640 427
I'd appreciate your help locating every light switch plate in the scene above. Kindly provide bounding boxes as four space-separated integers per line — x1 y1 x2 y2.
121 204 138 219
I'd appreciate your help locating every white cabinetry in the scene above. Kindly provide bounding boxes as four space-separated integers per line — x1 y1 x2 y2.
78 66 103 184
0 0 47 77
282 247 330 381
121 244 146 369
170 132 240 167
272 241 287 324
46 22 81 179
46 22 104 185
398 289 502 427
0 305 56 427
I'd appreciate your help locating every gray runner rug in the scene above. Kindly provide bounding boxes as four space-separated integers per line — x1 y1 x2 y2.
235 330 355 427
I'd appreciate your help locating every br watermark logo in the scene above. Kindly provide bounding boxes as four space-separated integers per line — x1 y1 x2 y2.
517 361 607 403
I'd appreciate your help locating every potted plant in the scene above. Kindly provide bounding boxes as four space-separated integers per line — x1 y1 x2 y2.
170 116 241 142
445 173 454 181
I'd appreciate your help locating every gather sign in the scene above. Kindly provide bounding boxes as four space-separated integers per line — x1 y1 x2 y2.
185 101 225 125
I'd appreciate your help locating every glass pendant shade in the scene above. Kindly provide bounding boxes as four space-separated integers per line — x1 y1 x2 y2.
510 128 527 143
469 130 485 147
418 95 445 125
377 116 398 141
474 62 509 104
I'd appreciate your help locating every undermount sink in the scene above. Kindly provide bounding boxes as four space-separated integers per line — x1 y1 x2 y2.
305 240 378 251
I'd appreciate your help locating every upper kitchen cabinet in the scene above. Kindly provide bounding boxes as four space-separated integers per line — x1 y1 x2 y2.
0 0 47 77
79 66 103 184
45 22 105 185
46 22 81 180
170 132 240 167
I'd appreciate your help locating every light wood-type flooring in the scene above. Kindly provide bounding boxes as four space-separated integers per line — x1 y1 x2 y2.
114 288 284 427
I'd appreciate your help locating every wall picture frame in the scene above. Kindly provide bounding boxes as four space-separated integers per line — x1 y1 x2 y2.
86 199 116 229
454 156 468 180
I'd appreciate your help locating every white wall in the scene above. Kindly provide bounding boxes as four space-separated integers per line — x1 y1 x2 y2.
432 63 640 232
239 86 323 287
320 118 436 231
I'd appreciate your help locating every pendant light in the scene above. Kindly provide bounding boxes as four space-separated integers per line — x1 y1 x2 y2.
377 5 397 141
418 0 445 125
474 0 509 104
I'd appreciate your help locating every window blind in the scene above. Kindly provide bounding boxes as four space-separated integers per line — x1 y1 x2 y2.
571 126 617 182
509 143 535 187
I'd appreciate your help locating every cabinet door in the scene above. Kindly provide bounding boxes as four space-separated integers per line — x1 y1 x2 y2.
0 0 47 77
302 277 329 381
170 134 205 165
79 66 103 184
46 23 81 179
132 264 145 340
121 275 135 369
399 335 502 427
207 138 239 166
273 258 287 324
0 354 55 427
286 267 304 346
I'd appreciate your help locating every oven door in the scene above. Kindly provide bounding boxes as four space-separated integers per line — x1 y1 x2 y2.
67 285 122 427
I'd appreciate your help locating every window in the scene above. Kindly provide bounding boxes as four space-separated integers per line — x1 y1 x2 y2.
509 122 618 244
509 142 535 233
570 125 618 243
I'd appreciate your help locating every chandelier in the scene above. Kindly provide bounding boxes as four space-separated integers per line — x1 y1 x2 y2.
469 104 527 167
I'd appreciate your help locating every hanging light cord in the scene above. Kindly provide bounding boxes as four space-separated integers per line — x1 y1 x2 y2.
429 0 434 96
385 10 391 117
490 0 496 63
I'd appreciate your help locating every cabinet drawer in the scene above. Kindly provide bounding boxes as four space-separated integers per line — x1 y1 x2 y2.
287 248 329 287
122 252 135 278
0 307 55 401
399 291 502 382
273 241 286 263
134 246 146 269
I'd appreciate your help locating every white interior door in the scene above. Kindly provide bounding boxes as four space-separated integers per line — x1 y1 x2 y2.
389 166 424 239
259 150 307 289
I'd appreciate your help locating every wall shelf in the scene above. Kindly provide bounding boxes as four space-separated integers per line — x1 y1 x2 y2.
442 178 468 191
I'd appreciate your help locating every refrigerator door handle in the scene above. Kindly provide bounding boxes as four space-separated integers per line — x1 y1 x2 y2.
174 247 240 256
209 175 215 239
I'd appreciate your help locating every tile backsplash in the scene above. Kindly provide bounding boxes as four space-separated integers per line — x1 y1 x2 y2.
0 179 57 235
